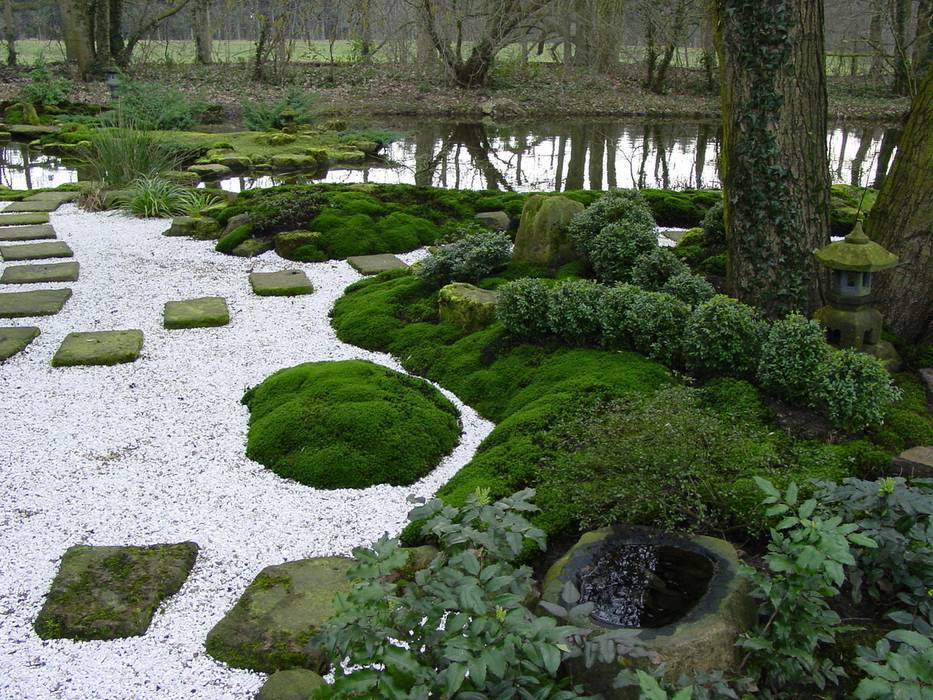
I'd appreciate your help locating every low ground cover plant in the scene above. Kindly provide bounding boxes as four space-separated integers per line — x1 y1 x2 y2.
107 80 209 131
243 87 317 131
415 227 511 288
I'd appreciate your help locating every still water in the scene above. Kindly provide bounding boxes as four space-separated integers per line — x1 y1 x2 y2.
0 118 901 193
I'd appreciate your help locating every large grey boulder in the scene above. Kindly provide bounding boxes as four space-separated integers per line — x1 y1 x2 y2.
888 446 933 479
512 195 583 267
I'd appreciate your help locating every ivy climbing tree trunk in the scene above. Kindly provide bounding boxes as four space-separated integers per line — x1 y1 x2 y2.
193 0 213 64
715 0 831 318
2 0 16 66
864 63 933 344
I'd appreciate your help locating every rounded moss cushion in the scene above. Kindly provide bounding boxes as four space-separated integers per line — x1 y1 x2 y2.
242 360 460 489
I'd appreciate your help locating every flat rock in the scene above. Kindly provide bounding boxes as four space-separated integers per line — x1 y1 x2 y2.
0 326 39 360
0 223 56 241
0 212 50 226
205 557 353 672
188 163 233 179
52 330 144 367
0 288 71 318
164 216 221 240
7 124 58 137
474 210 511 231
255 669 325 700
889 446 933 479
346 253 407 275
438 283 498 331
1 261 79 284
249 270 314 297
34 542 198 641
24 191 79 204
919 368 933 413
0 241 73 261
3 199 62 213
164 296 230 329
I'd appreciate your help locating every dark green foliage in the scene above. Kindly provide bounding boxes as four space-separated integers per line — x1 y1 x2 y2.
215 224 253 254
545 279 606 344
241 360 460 489
700 201 725 241
108 81 208 131
19 65 72 111
830 184 878 237
248 188 328 236
820 350 903 432
414 228 511 287
872 373 933 451
682 295 767 378
619 289 690 366
630 247 690 290
661 270 717 307
243 87 316 131
640 188 721 228
757 313 833 405
496 278 554 339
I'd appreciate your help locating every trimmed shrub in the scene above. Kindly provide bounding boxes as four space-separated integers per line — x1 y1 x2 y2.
545 279 606 344
757 313 833 405
661 270 717 307
682 295 767 378
630 247 690 290
597 283 642 348
242 360 460 489
249 188 328 235
819 350 902 432
701 201 725 243
215 224 253 254
623 290 690 366
497 277 554 339
415 228 511 288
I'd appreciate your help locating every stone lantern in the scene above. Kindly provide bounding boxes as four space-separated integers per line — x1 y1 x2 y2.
813 220 898 360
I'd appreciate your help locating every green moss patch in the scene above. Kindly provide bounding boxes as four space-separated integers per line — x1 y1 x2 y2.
347 253 408 275
249 270 313 297
0 288 71 318
242 359 460 489
0 241 73 261
52 330 144 367
205 557 352 673
0 326 39 360
34 542 198 640
0 223 56 241
1 262 79 284
163 296 230 329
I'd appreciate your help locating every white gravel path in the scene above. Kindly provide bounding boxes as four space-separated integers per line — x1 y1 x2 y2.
0 204 495 700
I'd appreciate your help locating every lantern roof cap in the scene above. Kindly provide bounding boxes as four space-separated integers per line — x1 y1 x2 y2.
815 220 898 272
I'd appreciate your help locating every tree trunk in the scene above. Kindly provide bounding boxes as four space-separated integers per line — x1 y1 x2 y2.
716 0 832 317
2 0 16 66
193 0 213 64
872 126 901 189
913 0 933 78
869 1 884 77
864 63 933 344
109 0 124 61
892 0 912 95
650 0 688 93
92 0 111 72
700 3 717 91
60 0 95 79
593 0 624 72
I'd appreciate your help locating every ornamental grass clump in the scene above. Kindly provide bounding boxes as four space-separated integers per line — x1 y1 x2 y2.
682 295 767 378
757 313 833 405
415 228 511 288
80 126 190 187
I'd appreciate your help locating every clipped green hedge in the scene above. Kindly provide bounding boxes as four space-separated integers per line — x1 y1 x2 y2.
242 359 460 489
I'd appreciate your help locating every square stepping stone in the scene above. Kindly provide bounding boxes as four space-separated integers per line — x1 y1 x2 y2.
34 542 199 640
0 326 39 360
0 223 56 241
347 253 408 275
0 212 49 226
0 241 73 261
249 270 314 296
0 289 71 318
3 199 61 213
1 261 79 284
25 191 78 204
164 296 230 329
52 330 144 367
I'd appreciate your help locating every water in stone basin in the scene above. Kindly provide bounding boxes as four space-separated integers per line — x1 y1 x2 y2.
577 543 714 628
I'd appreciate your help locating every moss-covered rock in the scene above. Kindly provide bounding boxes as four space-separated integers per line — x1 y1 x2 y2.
0 325 39 361
0 240 72 261
34 542 198 640
346 253 407 275
274 230 321 260
52 330 144 367
0 288 72 318
513 195 584 267
164 216 222 240
255 669 325 700
205 557 352 673
474 210 511 231
215 224 254 254
249 270 313 296
438 283 498 331
214 155 253 171
187 163 232 179
232 238 274 258
269 154 322 171
163 296 230 329
242 359 460 489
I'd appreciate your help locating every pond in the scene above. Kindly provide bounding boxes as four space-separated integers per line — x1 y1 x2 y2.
0 117 901 193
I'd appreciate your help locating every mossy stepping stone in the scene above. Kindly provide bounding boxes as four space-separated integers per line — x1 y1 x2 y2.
249 270 313 297
52 330 144 367
0 212 49 226
3 199 62 213
1 261 79 284
205 557 353 673
346 253 408 275
0 326 39 360
164 296 230 329
25 191 78 204
256 669 325 700
0 241 73 261
0 223 56 241
34 542 199 641
0 289 71 318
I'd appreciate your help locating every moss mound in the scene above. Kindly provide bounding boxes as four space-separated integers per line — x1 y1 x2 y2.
242 360 460 489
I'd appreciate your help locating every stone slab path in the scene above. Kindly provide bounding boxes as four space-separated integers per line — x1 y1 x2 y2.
0 288 72 318
1 261 80 284
0 212 49 226
346 253 408 275
249 270 314 296
52 329 144 367
0 326 39 360
0 240 73 261
164 296 230 329
4 200 63 213
0 223 56 241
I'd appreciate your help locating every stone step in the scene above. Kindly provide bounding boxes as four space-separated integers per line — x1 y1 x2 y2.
0 241 73 261
249 270 314 297
164 296 230 329
3 200 62 213
52 330 144 367
0 223 56 242
0 288 72 318
0 326 40 361
1 261 80 284
24 191 78 204
347 253 408 276
0 212 50 226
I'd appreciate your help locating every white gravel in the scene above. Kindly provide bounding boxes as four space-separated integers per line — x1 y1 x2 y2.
0 204 494 700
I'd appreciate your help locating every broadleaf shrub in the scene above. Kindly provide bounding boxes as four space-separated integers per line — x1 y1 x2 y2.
630 247 690 291
622 290 690 366
545 279 606 344
248 187 328 235
19 64 72 110
109 81 207 130
757 313 832 405
415 228 511 288
243 87 316 131
682 295 766 378
819 350 902 431
497 277 554 339
661 270 717 307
